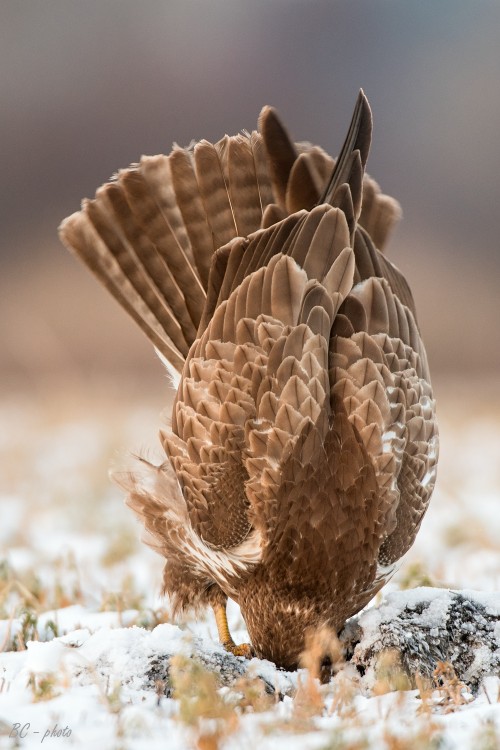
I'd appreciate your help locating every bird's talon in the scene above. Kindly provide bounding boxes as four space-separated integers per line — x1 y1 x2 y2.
223 640 254 659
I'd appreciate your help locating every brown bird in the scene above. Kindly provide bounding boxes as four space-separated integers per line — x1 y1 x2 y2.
59 91 438 669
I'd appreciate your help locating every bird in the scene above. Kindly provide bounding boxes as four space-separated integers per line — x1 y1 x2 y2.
59 91 438 670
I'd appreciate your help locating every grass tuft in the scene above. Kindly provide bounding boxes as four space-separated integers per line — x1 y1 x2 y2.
398 562 437 590
373 650 412 695
29 673 60 702
170 654 239 749
432 661 471 712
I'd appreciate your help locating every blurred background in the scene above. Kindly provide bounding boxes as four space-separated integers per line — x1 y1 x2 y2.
0 0 500 631
1 0 499 402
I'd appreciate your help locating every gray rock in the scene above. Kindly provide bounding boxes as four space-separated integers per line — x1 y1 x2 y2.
341 587 500 692
145 641 286 697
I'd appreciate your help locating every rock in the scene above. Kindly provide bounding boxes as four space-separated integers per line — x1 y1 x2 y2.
341 587 500 692
145 638 292 697
146 648 249 697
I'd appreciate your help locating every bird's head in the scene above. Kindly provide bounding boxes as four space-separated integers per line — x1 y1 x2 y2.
239 584 338 670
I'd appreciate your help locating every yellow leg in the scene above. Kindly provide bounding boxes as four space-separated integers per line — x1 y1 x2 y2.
213 603 253 659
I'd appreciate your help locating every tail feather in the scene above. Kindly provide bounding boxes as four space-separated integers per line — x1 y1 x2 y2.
247 213 306 281
138 155 197 266
193 140 238 249
286 153 323 213
226 135 265 237
286 137 399 252
249 131 275 212
359 176 402 252
321 89 372 208
103 181 198 345
168 147 214 288
85 190 190 358
261 202 287 229
259 105 298 209
119 164 205 327
60 210 186 370
203 205 351 331
60 93 402 378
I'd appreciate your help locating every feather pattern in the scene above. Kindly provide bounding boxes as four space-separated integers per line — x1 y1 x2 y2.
60 91 438 669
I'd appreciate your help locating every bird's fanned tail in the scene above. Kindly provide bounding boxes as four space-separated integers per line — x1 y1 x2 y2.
59 92 401 376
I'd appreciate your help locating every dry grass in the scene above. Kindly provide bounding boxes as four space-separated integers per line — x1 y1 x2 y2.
474 721 500 750
170 654 240 749
28 673 60 702
372 651 412 695
100 528 139 567
432 661 472 712
397 562 438 590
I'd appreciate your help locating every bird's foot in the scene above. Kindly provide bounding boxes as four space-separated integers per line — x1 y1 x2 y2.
213 602 253 659
222 639 254 659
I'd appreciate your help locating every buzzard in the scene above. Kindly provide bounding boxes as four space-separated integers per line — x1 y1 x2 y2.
60 92 438 669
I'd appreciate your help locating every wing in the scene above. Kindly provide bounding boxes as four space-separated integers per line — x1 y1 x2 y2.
164 203 353 539
330 238 438 581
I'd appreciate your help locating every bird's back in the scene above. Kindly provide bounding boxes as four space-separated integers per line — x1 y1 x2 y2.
60 92 438 666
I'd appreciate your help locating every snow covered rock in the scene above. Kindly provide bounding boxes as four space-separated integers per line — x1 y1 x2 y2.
145 634 287 696
341 587 500 692
18 621 295 698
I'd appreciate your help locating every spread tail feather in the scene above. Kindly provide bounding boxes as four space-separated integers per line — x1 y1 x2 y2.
60 93 401 377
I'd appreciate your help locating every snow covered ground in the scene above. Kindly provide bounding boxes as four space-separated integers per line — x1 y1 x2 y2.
1 381 500 749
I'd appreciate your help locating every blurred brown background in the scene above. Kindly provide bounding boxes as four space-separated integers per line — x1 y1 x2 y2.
1 0 499 404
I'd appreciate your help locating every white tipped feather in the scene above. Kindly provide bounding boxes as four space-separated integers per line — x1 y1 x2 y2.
155 347 182 390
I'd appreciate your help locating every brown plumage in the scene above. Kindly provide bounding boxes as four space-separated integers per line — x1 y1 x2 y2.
59 91 438 669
